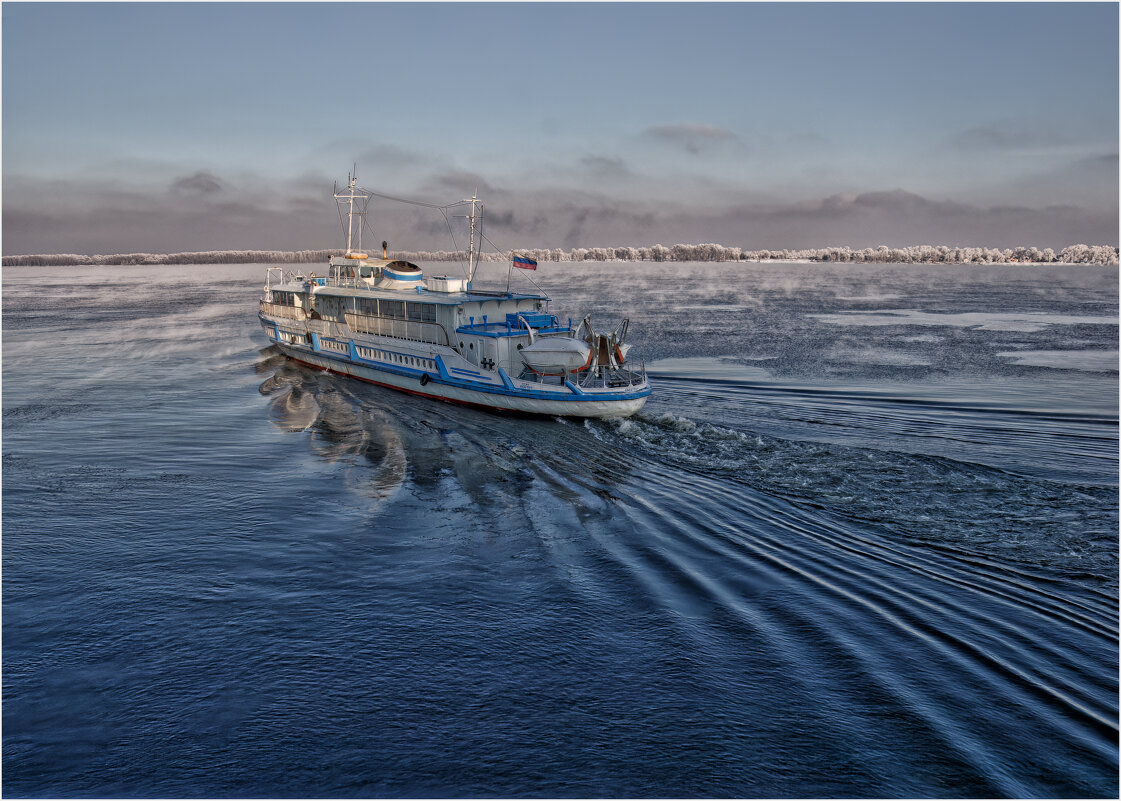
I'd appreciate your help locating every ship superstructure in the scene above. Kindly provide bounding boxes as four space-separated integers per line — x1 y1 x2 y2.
258 174 651 418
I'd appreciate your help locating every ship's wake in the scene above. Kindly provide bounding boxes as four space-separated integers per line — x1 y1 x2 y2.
254 353 1118 797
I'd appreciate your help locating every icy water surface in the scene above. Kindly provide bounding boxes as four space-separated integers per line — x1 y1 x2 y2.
3 260 1118 797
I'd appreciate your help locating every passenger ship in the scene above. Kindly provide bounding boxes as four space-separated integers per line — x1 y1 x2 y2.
258 175 651 418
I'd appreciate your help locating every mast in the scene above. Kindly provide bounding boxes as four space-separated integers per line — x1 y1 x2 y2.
334 170 370 257
464 190 482 284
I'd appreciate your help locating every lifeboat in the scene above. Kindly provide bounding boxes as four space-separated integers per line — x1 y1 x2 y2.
520 337 593 374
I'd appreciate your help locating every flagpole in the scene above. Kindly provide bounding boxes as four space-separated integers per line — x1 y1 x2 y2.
506 252 513 294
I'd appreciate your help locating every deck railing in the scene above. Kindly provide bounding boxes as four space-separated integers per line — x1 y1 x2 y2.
328 276 374 290
344 312 450 346
516 362 647 389
577 363 647 389
259 301 306 320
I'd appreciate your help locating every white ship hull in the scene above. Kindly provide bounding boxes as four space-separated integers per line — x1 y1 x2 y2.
266 331 650 419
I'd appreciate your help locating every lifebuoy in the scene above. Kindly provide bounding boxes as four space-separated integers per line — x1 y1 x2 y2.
420 373 430 386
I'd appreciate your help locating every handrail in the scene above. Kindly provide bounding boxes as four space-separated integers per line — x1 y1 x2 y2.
259 301 307 320
328 276 376 290
516 364 647 389
344 312 451 346
578 363 646 388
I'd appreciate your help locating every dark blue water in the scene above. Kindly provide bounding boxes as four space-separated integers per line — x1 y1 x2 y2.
4 260 1117 798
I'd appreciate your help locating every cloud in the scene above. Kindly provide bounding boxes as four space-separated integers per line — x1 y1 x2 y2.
3 167 1116 256
354 143 427 167
1066 152 1119 176
642 123 743 155
484 189 1115 252
851 189 970 216
732 190 1115 250
171 171 224 195
3 170 338 254
969 150 1120 208
422 169 496 197
478 193 657 250
579 155 631 179
785 131 831 150
946 126 1039 152
940 123 1096 158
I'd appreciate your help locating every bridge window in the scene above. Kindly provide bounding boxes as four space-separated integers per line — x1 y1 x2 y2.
406 302 437 322
380 300 405 319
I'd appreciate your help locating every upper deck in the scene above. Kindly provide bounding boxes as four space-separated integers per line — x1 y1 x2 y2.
267 266 547 308
262 264 559 351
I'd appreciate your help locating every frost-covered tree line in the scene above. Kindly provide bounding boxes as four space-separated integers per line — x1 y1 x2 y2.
1 249 338 267
4 243 1117 267
742 243 1119 266
476 243 1118 265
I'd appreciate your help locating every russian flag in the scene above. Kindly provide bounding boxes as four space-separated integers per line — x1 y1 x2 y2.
512 255 538 270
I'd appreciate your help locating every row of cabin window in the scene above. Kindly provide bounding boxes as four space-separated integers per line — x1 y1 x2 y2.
358 346 432 369
352 298 437 323
271 291 296 306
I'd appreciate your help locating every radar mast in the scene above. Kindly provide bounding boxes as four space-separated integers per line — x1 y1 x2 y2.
334 170 372 257
462 190 483 285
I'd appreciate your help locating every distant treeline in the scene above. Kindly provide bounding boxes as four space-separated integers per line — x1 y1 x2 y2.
4 243 1118 267
1 249 338 267
490 243 1120 266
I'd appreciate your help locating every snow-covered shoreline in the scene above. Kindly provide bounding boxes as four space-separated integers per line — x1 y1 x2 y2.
3 242 1117 267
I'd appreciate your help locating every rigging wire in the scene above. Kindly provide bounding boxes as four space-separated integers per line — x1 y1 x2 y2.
360 186 468 211
439 208 469 279
356 185 472 276
335 203 349 248
479 230 551 300
362 216 378 255
343 184 545 291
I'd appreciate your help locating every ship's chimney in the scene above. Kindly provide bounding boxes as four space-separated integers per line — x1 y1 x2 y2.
383 240 388 259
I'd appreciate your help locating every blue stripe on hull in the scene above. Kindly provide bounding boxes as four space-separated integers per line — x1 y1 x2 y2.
286 354 598 418
268 336 650 404
258 315 651 409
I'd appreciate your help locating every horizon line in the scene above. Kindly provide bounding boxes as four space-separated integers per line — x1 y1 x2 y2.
4 242 1118 268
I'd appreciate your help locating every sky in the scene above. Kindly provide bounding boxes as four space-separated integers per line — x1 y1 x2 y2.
2 1 1118 255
